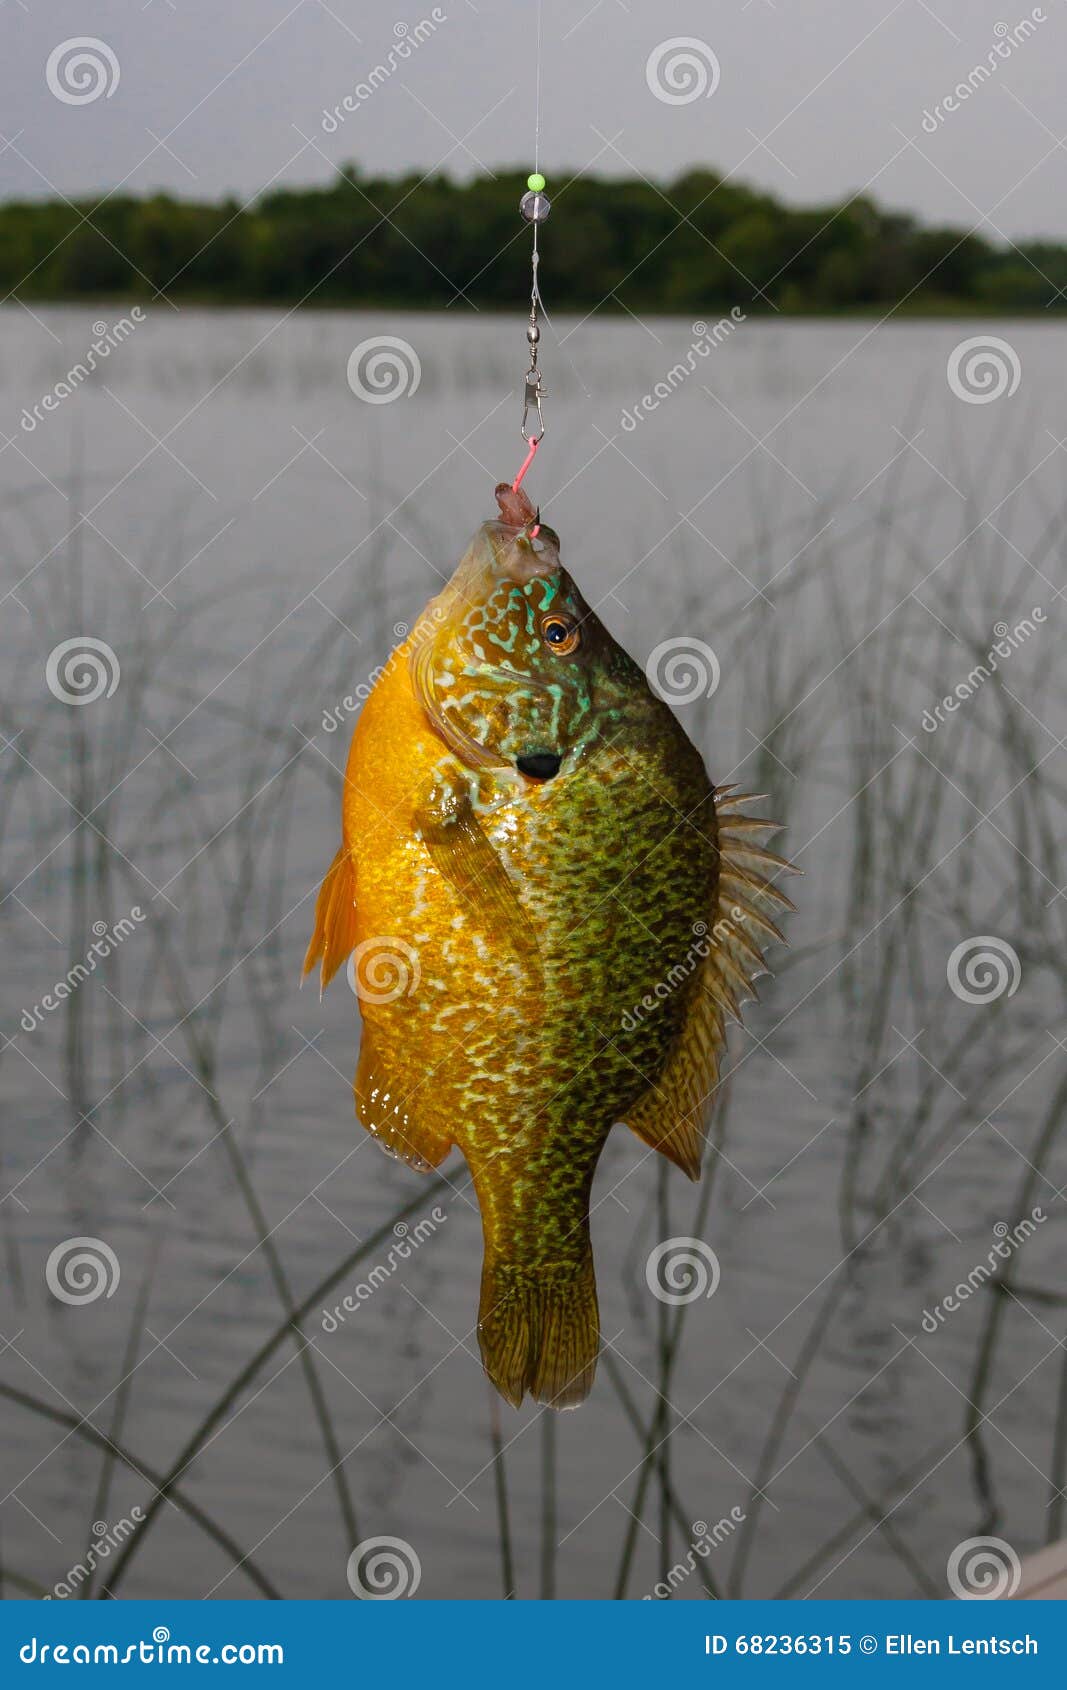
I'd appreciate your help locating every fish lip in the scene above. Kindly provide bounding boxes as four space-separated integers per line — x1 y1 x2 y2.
516 751 562 783
481 520 561 585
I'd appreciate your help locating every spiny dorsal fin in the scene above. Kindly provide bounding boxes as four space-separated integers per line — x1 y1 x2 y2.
622 791 797 1179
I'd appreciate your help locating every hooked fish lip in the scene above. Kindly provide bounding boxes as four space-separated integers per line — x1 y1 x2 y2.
516 751 562 783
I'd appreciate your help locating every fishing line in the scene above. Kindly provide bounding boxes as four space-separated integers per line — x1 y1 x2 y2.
511 0 550 534
510 0 591 516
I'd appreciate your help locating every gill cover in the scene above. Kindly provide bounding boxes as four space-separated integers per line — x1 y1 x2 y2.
409 490 564 769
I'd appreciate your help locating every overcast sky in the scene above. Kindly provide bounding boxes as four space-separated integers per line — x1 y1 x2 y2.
3 0 1066 243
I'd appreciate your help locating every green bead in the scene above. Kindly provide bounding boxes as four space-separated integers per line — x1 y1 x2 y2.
527 172 546 192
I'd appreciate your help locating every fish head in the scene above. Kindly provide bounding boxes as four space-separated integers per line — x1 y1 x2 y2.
410 496 648 783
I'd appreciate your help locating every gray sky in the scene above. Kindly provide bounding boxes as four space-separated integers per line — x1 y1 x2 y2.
3 0 1066 242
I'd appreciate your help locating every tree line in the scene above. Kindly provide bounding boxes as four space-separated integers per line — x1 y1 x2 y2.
0 165 1060 313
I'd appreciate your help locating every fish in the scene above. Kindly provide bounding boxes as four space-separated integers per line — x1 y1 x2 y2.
304 481 795 1409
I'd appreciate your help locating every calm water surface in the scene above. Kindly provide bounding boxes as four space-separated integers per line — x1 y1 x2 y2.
0 307 1065 1600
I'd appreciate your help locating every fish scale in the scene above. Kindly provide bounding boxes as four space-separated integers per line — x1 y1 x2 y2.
305 485 795 1408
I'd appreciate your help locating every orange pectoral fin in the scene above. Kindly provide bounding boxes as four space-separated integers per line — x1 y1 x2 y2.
303 844 358 993
415 780 542 980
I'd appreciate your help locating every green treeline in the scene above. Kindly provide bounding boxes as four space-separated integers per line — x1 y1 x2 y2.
0 166 1061 313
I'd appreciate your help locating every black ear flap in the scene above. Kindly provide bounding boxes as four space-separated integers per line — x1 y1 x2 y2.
516 753 562 782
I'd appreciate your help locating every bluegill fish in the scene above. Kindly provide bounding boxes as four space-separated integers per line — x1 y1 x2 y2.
306 483 794 1407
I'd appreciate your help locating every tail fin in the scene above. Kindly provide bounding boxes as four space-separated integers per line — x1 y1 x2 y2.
478 1249 599 1410
303 845 357 992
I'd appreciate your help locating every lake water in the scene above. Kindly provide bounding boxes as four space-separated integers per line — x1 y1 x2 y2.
1 305 1065 1601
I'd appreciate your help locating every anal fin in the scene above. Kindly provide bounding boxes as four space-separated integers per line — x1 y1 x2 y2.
355 1027 452 1172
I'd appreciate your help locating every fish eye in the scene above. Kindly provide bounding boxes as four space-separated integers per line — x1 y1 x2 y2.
540 615 581 656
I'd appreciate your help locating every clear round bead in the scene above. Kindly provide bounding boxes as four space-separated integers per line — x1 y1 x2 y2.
519 190 551 223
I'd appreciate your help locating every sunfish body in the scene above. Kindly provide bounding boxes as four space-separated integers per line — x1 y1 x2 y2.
305 484 794 1408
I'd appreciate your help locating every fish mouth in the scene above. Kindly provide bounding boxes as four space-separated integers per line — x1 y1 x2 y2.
516 751 562 783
